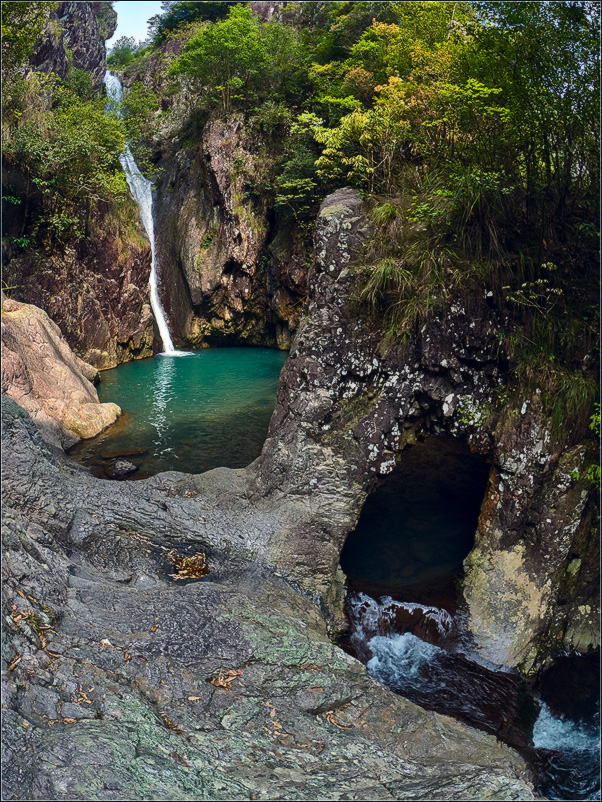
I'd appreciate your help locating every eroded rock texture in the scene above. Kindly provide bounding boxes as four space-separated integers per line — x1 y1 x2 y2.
1 296 120 449
152 114 307 350
4 225 156 369
29 1 117 91
1 396 538 801
248 188 598 672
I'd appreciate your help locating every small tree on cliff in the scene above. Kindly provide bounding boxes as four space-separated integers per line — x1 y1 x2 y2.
170 5 269 112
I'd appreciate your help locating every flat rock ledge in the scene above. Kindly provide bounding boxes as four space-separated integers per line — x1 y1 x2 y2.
1 295 120 449
1 396 540 801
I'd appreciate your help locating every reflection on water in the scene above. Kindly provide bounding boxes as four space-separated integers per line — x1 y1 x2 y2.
69 348 287 478
151 353 176 458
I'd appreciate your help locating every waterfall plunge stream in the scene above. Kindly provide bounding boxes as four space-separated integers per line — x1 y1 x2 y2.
104 71 176 354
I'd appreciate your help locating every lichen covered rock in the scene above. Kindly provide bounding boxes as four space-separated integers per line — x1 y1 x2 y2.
247 188 598 671
1 396 538 801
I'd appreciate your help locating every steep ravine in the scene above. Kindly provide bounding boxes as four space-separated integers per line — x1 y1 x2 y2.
2 186 597 800
2 5 598 796
152 113 308 350
119 36 310 353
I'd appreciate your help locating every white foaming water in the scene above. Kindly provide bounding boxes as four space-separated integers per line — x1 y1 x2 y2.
104 71 176 354
533 701 600 753
349 592 454 637
367 632 447 693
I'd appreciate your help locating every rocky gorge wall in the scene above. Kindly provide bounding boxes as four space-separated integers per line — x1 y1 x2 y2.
245 188 598 673
3 2 597 677
1 184 597 798
118 30 311 353
4 221 156 369
29 1 117 91
152 113 308 350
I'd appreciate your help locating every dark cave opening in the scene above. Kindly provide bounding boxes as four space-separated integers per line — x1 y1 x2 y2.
340 435 491 610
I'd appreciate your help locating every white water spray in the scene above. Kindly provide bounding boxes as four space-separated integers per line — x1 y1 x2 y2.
104 71 176 354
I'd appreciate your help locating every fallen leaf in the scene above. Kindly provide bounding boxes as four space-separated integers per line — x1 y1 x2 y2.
100 638 112 648
78 687 93 704
7 654 21 671
188 696 202 701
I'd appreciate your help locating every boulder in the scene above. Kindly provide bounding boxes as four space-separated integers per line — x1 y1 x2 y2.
1 295 120 449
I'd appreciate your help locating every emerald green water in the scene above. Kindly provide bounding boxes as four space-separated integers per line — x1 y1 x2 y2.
69 348 288 479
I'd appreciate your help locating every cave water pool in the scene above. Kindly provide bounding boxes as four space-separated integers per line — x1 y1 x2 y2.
69 348 288 478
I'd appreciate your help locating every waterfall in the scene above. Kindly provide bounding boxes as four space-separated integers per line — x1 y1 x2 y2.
104 71 176 354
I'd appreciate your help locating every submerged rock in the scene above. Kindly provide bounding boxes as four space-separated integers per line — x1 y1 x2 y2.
104 458 138 478
1 295 120 449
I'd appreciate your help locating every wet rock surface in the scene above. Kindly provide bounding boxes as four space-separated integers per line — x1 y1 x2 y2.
2 396 538 801
1 296 120 449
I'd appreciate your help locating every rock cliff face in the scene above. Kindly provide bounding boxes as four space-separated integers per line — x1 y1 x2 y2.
29 1 116 90
4 220 155 370
247 188 598 672
1 395 538 801
152 115 307 350
120 39 309 351
4 2 155 370
1 296 120 449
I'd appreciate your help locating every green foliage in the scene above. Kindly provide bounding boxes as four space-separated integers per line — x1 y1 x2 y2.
1 2 58 80
250 101 293 136
170 5 269 111
3 71 127 247
274 142 322 227
63 66 95 101
590 404 600 438
148 1 236 45
107 35 141 68
118 82 159 174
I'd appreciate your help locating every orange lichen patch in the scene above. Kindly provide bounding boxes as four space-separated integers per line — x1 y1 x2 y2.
166 550 210 580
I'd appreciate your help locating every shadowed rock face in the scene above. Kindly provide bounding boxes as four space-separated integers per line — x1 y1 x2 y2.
4 220 156 370
1 395 538 801
152 113 308 350
1 296 120 449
